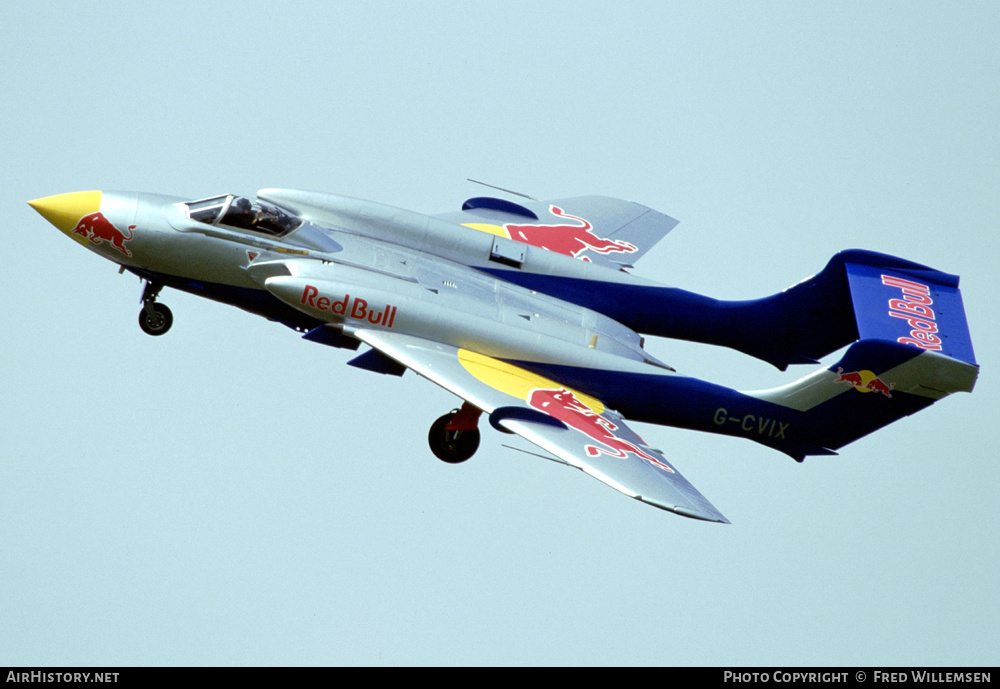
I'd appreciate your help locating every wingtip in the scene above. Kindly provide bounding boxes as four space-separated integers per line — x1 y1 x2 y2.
639 497 731 524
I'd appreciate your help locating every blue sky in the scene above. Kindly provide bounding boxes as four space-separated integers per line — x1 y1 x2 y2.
2 1 997 665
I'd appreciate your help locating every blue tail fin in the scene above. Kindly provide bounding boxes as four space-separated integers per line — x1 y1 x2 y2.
842 258 976 366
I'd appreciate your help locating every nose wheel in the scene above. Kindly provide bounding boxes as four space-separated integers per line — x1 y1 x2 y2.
138 280 173 336
428 403 482 464
139 302 173 336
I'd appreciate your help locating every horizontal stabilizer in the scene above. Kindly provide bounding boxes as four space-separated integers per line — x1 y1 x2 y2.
749 338 978 455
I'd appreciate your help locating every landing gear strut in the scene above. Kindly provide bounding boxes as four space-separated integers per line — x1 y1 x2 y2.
428 403 482 464
138 280 173 336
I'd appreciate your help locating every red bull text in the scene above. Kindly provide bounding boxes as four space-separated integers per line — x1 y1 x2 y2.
527 387 674 472
502 205 638 260
72 212 134 257
881 274 942 352
300 284 398 328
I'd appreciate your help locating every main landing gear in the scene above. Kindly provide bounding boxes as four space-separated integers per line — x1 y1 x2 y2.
428 402 482 464
138 280 173 336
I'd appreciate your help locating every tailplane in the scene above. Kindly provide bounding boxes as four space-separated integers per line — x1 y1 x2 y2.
747 338 977 459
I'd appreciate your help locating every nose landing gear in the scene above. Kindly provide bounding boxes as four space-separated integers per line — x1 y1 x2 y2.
138 280 173 336
428 402 482 464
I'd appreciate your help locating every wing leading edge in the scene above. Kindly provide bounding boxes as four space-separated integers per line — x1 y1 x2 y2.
353 329 729 523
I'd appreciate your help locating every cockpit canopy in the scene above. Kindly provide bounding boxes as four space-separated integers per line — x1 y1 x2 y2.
184 195 301 236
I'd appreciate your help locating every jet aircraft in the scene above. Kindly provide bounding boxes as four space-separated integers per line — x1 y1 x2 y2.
29 187 979 523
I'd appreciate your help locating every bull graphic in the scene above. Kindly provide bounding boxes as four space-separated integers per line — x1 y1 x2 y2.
833 368 865 387
527 387 674 473
72 212 134 257
865 377 895 398
502 206 638 259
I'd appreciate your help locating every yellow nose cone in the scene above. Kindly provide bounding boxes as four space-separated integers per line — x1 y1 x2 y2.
28 191 103 234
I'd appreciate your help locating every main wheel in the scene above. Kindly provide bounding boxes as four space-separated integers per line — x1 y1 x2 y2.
428 412 480 464
139 303 173 336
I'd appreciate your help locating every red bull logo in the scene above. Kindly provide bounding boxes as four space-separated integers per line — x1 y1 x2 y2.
881 274 943 352
72 212 134 257
834 368 895 398
300 284 398 328
502 205 638 260
527 387 674 472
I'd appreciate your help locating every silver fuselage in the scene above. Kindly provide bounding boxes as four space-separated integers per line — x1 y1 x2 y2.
73 190 673 377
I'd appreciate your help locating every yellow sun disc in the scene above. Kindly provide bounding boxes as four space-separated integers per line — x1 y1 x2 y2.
457 349 605 414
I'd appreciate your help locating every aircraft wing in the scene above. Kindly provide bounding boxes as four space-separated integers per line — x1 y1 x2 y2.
353 329 729 523
435 195 678 268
